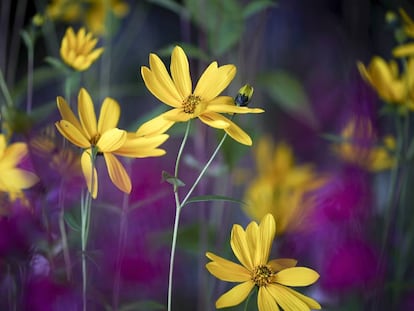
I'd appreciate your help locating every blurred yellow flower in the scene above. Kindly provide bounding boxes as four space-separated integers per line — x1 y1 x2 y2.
137 46 264 145
357 56 414 108
55 88 168 198
243 137 325 235
47 0 129 35
206 213 321 311
60 27 104 71
333 117 396 172
399 8 414 38
0 134 39 201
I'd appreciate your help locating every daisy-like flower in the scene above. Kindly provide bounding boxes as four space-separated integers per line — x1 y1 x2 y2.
137 46 264 145
60 27 104 71
55 88 168 198
206 214 321 311
0 134 39 201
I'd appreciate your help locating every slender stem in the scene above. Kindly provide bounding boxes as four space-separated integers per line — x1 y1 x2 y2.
167 121 192 311
58 179 71 281
81 149 96 311
181 132 228 207
26 36 33 114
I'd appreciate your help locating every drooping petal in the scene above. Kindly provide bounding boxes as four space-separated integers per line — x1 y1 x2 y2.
141 66 182 108
268 258 298 272
258 214 276 264
170 46 192 98
205 252 251 282
80 149 98 198
0 169 38 191
78 88 98 140
198 112 230 129
96 128 127 152
273 267 319 287
194 62 236 101
230 224 254 270
258 287 280 311
278 286 321 310
0 142 28 169
267 284 311 311
215 281 254 309
223 118 253 146
97 97 120 133
55 120 91 148
56 96 83 132
136 113 175 137
103 152 131 194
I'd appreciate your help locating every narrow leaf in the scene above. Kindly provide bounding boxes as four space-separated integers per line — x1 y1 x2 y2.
184 195 246 206
161 170 185 187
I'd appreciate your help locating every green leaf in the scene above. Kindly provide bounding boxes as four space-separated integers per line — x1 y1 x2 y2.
20 30 33 49
64 210 81 232
257 71 318 128
119 300 164 311
161 170 185 187
44 56 71 74
184 195 246 206
243 0 277 18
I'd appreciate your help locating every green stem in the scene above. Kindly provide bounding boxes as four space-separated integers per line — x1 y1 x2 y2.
26 35 33 114
81 149 97 311
58 179 71 281
167 120 192 311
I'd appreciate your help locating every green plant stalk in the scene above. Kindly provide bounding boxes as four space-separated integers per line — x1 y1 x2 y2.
81 149 97 311
58 179 72 281
167 120 192 311
26 35 34 114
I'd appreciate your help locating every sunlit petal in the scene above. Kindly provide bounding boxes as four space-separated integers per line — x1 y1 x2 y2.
171 46 192 98
258 287 280 311
96 128 127 152
258 214 276 264
230 224 254 270
56 96 83 131
163 108 192 122
205 252 251 282
267 284 310 311
115 134 168 157
273 267 319 287
198 112 230 129
215 281 254 309
0 142 28 169
55 120 91 148
78 88 98 139
223 119 253 146
97 97 120 133
280 286 321 310
136 113 175 137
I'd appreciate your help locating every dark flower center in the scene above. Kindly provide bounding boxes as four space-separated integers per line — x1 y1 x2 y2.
183 94 201 114
251 264 274 287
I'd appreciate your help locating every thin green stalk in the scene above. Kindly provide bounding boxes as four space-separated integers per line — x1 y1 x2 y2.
26 36 33 114
167 120 192 311
0 69 13 108
58 179 71 281
81 149 97 311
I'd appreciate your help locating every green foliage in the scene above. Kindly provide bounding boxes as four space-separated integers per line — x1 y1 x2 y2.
162 170 186 187
183 194 246 207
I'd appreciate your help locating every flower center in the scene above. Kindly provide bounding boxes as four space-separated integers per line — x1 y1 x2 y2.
183 94 201 114
251 264 274 287
90 134 101 146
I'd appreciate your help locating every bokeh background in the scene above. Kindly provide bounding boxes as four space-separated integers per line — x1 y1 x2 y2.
1 0 414 310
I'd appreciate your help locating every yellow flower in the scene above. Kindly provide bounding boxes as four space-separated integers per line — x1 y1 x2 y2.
0 134 39 201
243 137 325 235
206 214 321 311
46 0 129 35
60 27 104 71
333 117 396 171
399 8 414 38
55 88 168 198
137 46 264 145
357 56 410 105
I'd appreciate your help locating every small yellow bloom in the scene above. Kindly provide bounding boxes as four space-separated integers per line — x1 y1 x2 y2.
137 46 264 145
357 56 410 105
206 214 321 311
399 8 414 38
243 137 325 235
333 117 396 172
55 88 168 198
60 27 104 71
0 134 39 201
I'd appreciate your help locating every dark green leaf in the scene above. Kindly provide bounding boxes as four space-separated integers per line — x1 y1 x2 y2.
161 170 185 187
243 0 277 18
184 195 246 206
258 71 318 128
64 210 81 232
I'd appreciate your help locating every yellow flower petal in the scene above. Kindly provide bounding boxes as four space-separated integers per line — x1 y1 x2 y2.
198 112 230 129
279 286 321 310
230 224 254 270
78 88 98 140
258 287 280 311
207 97 265 114
56 96 83 132
273 267 319 287
0 169 38 191
96 128 126 152
393 43 414 57
0 142 28 169
0 135 6 158
171 46 192 98
55 120 91 148
205 252 251 282
215 281 254 309
245 221 259 266
136 113 175 137
258 214 276 264
115 134 168 158
267 284 311 311
268 258 298 272
81 149 98 198
162 108 192 122
97 97 120 134
194 62 236 101
103 152 131 194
